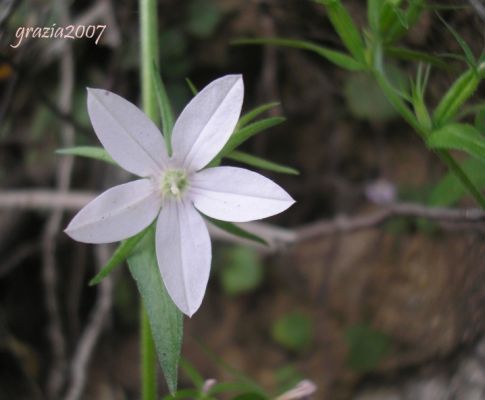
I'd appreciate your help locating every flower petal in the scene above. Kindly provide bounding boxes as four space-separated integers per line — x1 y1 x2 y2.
171 75 244 172
87 88 168 177
65 179 161 243
155 200 211 317
190 166 295 222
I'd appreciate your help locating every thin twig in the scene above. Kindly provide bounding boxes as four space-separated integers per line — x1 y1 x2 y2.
1 189 483 252
42 0 75 397
63 244 114 400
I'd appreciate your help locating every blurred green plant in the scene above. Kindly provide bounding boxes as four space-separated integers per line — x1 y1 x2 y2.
218 246 264 295
345 323 391 373
271 312 314 352
235 0 485 208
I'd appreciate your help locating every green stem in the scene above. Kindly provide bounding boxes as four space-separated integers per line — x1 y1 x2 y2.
139 0 159 398
141 306 157 400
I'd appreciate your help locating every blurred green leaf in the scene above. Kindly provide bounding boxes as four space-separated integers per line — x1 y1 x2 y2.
232 393 267 400
128 229 183 394
89 228 149 286
185 78 198 96
237 102 280 129
345 324 391 373
428 157 485 206
437 13 476 67
475 106 485 132
272 313 313 352
179 359 204 389
385 46 447 69
344 72 399 121
427 123 485 161
186 0 221 38
206 217 267 246
220 117 285 157
226 151 299 175
56 146 116 165
274 366 303 394
233 38 365 71
219 246 264 295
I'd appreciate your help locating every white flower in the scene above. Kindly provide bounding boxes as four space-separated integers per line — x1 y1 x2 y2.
65 75 294 316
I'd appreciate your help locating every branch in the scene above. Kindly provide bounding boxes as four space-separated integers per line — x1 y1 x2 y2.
1 190 484 253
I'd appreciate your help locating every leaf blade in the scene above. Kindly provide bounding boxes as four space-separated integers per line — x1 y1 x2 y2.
226 150 299 175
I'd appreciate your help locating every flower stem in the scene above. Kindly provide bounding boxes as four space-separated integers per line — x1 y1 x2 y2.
139 0 159 398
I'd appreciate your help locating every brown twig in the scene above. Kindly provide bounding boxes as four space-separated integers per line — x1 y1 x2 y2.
0 189 483 252
42 0 75 397
63 244 114 400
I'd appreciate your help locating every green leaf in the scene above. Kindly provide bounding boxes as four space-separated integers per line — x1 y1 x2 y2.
89 228 149 286
271 313 313 352
163 389 201 400
428 123 485 161
316 0 366 63
218 246 264 295
56 146 116 165
345 324 391 373
344 72 399 122
437 13 476 67
428 157 485 206
368 0 385 33
433 69 480 127
128 229 183 394
232 38 365 71
385 46 447 69
209 382 259 396
226 151 299 175
237 102 280 129
220 117 285 157
152 62 175 156
179 358 204 389
232 393 267 400
185 78 198 96
205 216 267 246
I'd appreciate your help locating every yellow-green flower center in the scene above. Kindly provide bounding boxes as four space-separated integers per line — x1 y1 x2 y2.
161 169 188 198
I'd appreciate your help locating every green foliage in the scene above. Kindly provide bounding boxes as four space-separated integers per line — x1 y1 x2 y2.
218 246 264 295
206 217 267 245
344 71 399 121
220 117 286 157
226 151 299 175
56 146 116 165
152 64 175 155
89 228 149 285
233 38 365 71
428 123 485 161
345 324 391 373
272 313 313 352
186 0 221 38
237 102 280 128
274 365 304 394
128 229 183 394
428 158 485 206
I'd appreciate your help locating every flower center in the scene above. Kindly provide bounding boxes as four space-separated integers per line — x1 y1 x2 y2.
160 169 188 198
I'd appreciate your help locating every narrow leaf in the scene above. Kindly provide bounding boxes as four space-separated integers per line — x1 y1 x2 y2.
428 157 485 206
437 13 476 67
185 78 198 96
385 46 447 69
233 38 365 71
152 62 175 155
56 146 116 165
226 150 299 175
205 216 268 246
428 123 485 161
220 117 285 156
316 0 366 63
128 229 183 394
89 228 149 285
237 102 280 128
433 69 480 127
